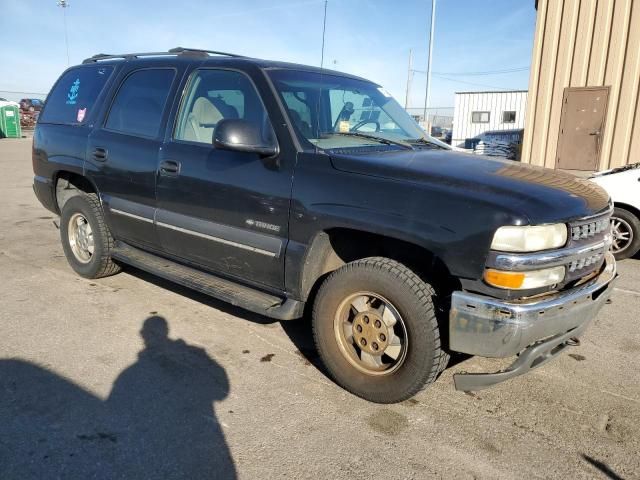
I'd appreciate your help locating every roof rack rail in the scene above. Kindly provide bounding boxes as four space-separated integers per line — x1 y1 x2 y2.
82 47 245 64
168 47 245 58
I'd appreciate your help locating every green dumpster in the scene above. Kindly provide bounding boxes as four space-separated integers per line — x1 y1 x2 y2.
0 103 22 138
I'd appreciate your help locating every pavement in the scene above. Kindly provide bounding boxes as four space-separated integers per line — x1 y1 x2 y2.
1 135 639 479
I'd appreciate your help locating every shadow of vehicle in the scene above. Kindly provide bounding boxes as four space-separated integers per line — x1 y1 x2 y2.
0 315 235 480
125 267 328 372
123 266 468 380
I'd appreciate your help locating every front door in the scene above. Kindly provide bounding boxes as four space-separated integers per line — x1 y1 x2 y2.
556 87 609 171
87 65 179 251
156 68 293 290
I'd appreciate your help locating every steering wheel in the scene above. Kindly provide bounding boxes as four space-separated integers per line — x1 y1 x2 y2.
351 120 381 132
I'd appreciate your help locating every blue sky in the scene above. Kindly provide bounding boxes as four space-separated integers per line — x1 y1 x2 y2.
0 0 536 108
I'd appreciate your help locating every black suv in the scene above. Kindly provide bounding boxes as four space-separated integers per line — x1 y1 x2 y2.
33 48 617 403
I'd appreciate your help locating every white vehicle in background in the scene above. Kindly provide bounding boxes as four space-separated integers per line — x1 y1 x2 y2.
590 163 640 260
0 98 20 108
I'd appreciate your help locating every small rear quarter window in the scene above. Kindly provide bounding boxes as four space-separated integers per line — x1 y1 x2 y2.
39 66 114 125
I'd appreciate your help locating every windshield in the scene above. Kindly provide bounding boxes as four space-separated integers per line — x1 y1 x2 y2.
268 69 448 151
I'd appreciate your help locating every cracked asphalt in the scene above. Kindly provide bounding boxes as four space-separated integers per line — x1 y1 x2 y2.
1 136 639 479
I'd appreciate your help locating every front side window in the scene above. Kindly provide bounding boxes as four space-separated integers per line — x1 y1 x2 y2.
39 65 113 125
174 69 274 145
471 111 490 123
268 69 447 151
105 69 175 138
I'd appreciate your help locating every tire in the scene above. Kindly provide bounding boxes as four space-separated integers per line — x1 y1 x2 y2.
312 257 448 403
60 193 121 279
611 207 640 260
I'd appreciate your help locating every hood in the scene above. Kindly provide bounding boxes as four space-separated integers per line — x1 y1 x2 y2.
329 149 610 224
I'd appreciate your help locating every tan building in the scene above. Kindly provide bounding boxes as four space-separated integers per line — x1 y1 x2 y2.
522 0 640 171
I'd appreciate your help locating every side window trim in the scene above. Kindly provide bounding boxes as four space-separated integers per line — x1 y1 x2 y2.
101 66 177 140
171 67 275 147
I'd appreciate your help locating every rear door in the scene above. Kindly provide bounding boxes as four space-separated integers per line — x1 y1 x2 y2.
86 63 182 251
156 67 294 289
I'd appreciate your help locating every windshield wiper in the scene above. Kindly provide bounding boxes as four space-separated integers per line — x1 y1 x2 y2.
326 132 414 150
406 137 446 149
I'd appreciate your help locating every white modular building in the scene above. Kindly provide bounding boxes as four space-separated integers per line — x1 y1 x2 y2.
451 90 528 148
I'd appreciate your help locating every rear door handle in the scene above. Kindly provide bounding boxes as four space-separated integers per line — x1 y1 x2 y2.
93 147 108 162
159 160 180 175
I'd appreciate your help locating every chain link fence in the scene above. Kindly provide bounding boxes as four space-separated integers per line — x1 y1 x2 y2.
0 90 48 103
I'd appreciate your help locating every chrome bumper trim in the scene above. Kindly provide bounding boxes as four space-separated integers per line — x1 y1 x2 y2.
453 320 590 391
488 235 612 271
449 251 617 358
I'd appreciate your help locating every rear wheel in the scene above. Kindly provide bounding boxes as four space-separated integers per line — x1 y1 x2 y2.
610 207 640 260
312 257 448 403
60 193 121 278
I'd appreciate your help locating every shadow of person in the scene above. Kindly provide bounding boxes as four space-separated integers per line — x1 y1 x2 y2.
107 316 235 478
0 315 236 480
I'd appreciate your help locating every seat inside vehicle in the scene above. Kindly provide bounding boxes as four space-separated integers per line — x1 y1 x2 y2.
183 97 223 143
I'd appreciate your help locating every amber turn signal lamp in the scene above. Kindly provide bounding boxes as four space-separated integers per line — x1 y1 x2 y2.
484 269 525 289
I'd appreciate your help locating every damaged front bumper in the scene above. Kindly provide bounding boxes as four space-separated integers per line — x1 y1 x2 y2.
449 251 617 391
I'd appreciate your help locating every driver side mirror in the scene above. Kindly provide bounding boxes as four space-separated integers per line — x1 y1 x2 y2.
213 118 278 157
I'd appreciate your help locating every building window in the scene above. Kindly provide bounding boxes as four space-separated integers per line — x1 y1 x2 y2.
471 111 490 123
503 111 516 123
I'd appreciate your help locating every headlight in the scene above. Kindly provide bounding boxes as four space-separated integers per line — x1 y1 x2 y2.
484 266 565 290
490 224 568 252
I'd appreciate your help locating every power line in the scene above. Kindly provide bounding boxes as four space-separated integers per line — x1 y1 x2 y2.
432 74 518 91
0 90 48 95
412 66 529 76
433 66 529 76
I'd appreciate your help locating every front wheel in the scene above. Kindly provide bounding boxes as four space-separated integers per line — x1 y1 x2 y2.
610 207 640 260
312 257 448 403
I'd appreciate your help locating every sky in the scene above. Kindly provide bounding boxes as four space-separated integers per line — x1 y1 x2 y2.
0 0 536 110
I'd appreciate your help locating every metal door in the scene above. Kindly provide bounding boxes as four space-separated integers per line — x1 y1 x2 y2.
556 87 609 171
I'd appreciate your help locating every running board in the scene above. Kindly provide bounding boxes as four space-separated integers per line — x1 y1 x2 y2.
111 241 304 320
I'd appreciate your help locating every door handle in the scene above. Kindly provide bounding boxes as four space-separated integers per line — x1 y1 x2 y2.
590 128 603 154
93 147 108 162
159 160 180 175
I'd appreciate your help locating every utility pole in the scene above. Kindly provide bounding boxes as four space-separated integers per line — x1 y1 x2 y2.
404 49 413 109
57 0 70 66
422 0 436 129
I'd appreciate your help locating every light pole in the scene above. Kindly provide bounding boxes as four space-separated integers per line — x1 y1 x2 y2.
404 49 413 109
57 0 70 66
320 0 328 68
422 0 436 129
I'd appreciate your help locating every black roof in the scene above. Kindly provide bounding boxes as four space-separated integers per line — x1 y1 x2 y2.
81 47 370 83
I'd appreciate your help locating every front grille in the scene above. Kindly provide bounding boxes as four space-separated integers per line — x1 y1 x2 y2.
568 251 604 273
564 209 612 283
571 217 610 241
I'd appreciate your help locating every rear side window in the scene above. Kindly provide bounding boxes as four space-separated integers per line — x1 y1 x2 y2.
105 69 175 138
39 66 113 125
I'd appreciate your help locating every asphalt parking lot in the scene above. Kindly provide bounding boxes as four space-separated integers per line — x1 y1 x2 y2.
1 136 639 479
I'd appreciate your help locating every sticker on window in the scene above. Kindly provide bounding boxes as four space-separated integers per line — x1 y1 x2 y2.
66 78 80 105
377 87 391 98
77 108 87 122
339 121 350 133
